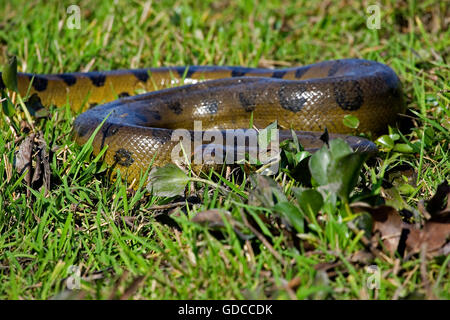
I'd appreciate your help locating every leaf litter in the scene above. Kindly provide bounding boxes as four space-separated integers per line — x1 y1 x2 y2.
351 180 450 258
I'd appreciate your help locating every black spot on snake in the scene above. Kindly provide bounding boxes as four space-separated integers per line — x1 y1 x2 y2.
148 111 162 121
238 92 257 112
272 70 286 78
167 100 183 115
131 70 149 83
0 74 4 90
114 148 134 167
118 92 130 98
57 74 77 86
295 66 310 79
231 67 253 77
381 71 402 99
26 93 44 110
333 78 364 111
278 84 307 112
29 75 48 91
88 73 106 87
175 67 195 79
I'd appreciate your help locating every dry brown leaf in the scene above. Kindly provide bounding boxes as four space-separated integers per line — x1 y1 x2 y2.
15 134 34 178
406 221 450 255
351 202 404 254
191 209 232 227
191 209 250 240
351 201 450 257
14 132 51 197
350 250 375 265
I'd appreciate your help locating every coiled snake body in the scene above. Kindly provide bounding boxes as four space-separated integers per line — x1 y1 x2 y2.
1 59 405 183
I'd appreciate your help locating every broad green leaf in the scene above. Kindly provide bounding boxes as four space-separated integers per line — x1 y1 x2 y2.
389 133 400 141
397 183 415 195
309 138 353 186
392 143 414 153
295 151 310 163
309 146 331 186
376 135 394 151
2 56 18 92
308 138 369 202
293 187 323 216
329 138 353 160
1 93 15 117
382 187 410 210
422 127 435 147
273 201 304 233
424 127 435 139
147 164 189 197
342 115 360 129
327 152 368 203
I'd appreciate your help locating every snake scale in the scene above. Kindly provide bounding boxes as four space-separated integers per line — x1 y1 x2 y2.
0 59 405 183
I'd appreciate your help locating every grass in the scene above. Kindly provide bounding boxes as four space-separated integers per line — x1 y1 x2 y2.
0 0 449 300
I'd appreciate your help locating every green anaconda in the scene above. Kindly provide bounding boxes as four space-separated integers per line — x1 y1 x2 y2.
0 59 405 183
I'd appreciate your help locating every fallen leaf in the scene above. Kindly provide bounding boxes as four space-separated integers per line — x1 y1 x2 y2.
191 209 232 227
406 221 450 255
14 133 34 197
350 250 375 265
14 132 50 197
191 209 250 240
351 202 450 257
14 134 34 177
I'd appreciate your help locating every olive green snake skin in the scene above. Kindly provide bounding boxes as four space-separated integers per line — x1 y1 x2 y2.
0 59 405 183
